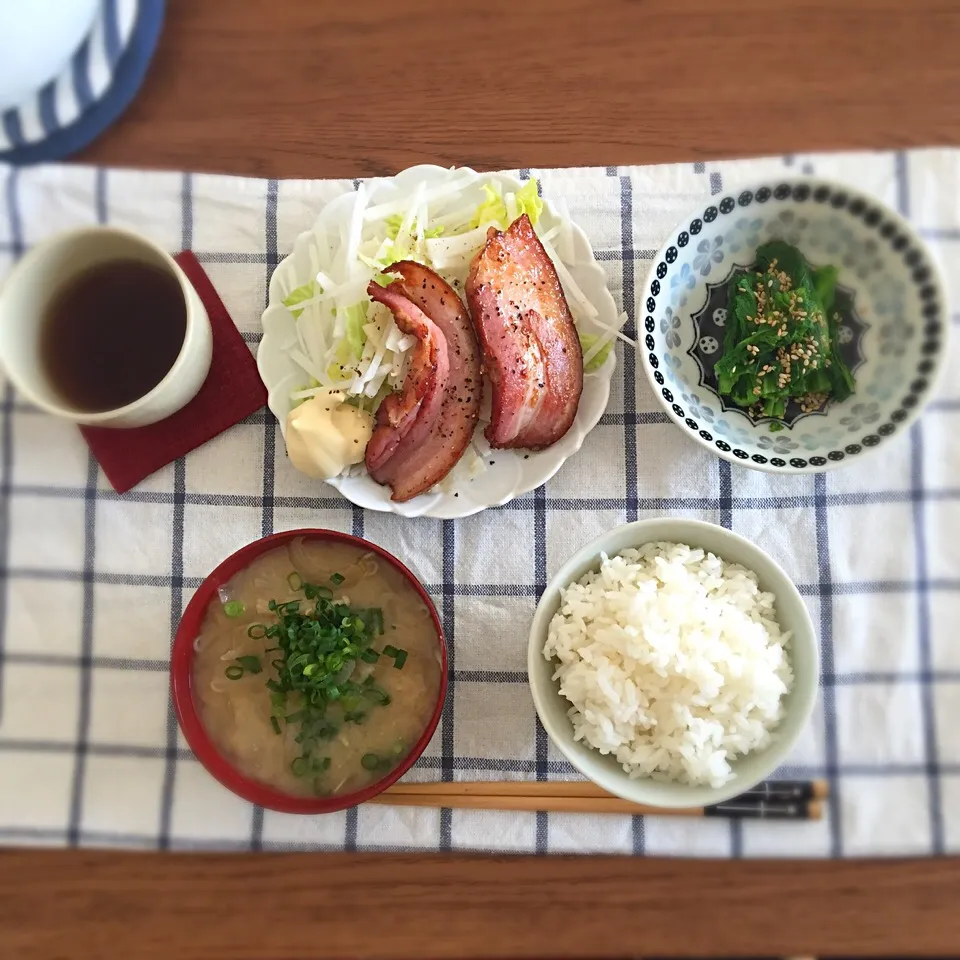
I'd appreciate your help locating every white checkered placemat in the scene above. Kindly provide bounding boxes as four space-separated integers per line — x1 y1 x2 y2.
1 150 958 856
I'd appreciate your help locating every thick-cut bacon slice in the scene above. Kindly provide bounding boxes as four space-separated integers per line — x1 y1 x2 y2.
465 214 583 450
368 261 482 502
364 282 449 474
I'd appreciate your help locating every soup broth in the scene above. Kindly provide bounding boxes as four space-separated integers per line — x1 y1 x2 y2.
193 539 442 797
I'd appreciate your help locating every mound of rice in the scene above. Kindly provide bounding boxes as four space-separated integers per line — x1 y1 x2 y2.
544 542 793 787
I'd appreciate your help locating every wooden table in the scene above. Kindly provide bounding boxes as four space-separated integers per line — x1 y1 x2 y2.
4 1 960 957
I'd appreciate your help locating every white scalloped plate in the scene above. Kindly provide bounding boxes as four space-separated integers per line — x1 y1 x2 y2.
258 165 619 519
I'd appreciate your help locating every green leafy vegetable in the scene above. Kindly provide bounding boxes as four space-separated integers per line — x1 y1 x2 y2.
282 281 322 319
514 179 544 225
236 655 262 675
385 213 445 240
578 332 614 373
713 241 856 421
330 572 346 585
469 179 544 230
470 183 508 228
341 303 368 361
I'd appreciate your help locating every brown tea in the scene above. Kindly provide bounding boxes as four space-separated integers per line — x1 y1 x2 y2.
40 258 187 413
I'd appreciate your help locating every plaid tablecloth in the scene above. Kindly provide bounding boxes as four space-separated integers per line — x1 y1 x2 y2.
1 150 958 857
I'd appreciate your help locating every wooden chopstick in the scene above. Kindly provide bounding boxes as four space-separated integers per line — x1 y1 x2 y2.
368 791 822 819
384 778 829 801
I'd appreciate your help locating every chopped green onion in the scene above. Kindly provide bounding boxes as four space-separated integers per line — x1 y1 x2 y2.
362 685 391 706
316 722 339 741
224 665 244 680
361 753 381 771
236 655 262 674
223 600 245 618
291 757 309 777
391 741 406 757
393 650 407 670
382 644 399 658
242 578 402 765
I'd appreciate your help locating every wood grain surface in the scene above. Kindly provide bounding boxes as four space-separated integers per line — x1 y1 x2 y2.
81 0 960 179
2 850 960 959
7 0 960 958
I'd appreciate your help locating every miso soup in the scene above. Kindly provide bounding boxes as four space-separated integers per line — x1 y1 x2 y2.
192 538 443 797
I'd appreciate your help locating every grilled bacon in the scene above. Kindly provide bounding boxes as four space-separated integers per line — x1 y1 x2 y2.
465 214 583 449
366 264 481 502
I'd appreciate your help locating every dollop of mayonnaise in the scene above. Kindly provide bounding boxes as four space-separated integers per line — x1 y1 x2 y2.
284 389 373 480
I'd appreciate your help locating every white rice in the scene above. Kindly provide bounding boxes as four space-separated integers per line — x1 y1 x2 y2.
543 542 793 787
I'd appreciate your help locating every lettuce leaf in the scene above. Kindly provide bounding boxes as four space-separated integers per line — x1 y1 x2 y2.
341 303 368 360
515 179 544 225
282 280 322 319
385 214 444 240
579 332 613 373
470 184 509 229
470 179 543 230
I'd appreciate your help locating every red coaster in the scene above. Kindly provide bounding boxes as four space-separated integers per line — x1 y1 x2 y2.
81 251 268 493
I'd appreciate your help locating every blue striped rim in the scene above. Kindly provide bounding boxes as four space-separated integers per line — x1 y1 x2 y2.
37 80 59 136
0 1 166 165
1 109 24 148
71 34 95 110
103 0 123 69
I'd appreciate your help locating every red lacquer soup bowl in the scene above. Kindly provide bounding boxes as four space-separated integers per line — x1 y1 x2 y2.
171 528 447 814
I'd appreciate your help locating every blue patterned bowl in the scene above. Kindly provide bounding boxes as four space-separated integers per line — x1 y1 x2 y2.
639 179 948 472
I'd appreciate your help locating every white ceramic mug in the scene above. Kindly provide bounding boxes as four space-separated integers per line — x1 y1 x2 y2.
0 226 212 428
